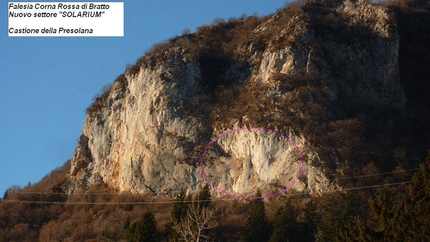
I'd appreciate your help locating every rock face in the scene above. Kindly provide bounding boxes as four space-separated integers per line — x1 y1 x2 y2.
69 0 405 197
202 128 313 198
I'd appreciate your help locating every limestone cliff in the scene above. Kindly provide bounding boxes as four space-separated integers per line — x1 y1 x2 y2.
68 0 405 197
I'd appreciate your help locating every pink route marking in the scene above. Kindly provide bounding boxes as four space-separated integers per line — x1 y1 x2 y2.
200 127 305 200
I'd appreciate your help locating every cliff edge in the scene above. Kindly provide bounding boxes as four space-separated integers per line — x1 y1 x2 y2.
68 0 406 197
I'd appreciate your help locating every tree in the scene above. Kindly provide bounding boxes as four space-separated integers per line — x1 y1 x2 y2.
211 18 225 26
316 192 357 241
196 184 211 210
171 189 188 223
173 204 217 242
368 188 400 240
165 189 189 241
140 212 157 242
182 28 190 35
405 163 430 240
241 190 271 242
340 153 430 241
269 200 299 242
124 216 131 230
300 200 318 242
124 212 158 242
124 216 132 239
172 186 217 242
3 185 21 200
339 187 410 241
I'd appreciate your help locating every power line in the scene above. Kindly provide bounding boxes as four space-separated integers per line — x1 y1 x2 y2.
0 180 413 205
0 167 421 196
343 181 413 191
397 145 430 150
331 168 420 181
0 190 123 195
0 198 234 205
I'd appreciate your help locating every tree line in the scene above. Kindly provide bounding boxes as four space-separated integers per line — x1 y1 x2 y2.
123 153 430 241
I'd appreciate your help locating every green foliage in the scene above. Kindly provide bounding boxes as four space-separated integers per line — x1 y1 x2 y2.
196 184 211 209
300 200 318 242
241 190 271 242
124 212 158 242
165 189 188 241
316 192 357 241
269 200 299 242
405 165 430 240
340 154 430 241
171 189 188 223
124 216 131 230
369 188 399 239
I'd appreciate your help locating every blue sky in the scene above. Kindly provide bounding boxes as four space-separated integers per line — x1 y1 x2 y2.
0 1 290 195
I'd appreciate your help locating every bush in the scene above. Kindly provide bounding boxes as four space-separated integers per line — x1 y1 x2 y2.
86 74 127 118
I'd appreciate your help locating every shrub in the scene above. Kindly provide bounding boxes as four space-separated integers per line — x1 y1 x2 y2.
86 74 127 118
182 27 190 35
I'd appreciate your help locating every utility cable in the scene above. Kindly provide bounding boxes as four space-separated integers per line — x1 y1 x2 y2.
0 167 422 196
0 180 414 205
331 168 419 181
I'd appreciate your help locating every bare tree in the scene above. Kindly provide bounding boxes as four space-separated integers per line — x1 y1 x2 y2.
182 27 190 35
173 204 217 242
211 18 225 26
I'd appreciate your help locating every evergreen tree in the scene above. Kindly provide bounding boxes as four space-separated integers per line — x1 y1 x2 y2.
124 212 158 242
124 216 132 239
125 222 137 242
166 189 188 241
338 216 372 242
368 187 399 240
360 163 429 241
340 185 412 241
316 192 356 241
406 163 430 240
171 189 188 223
140 212 158 242
341 153 430 241
241 190 271 242
300 200 318 242
269 199 299 242
196 184 211 209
